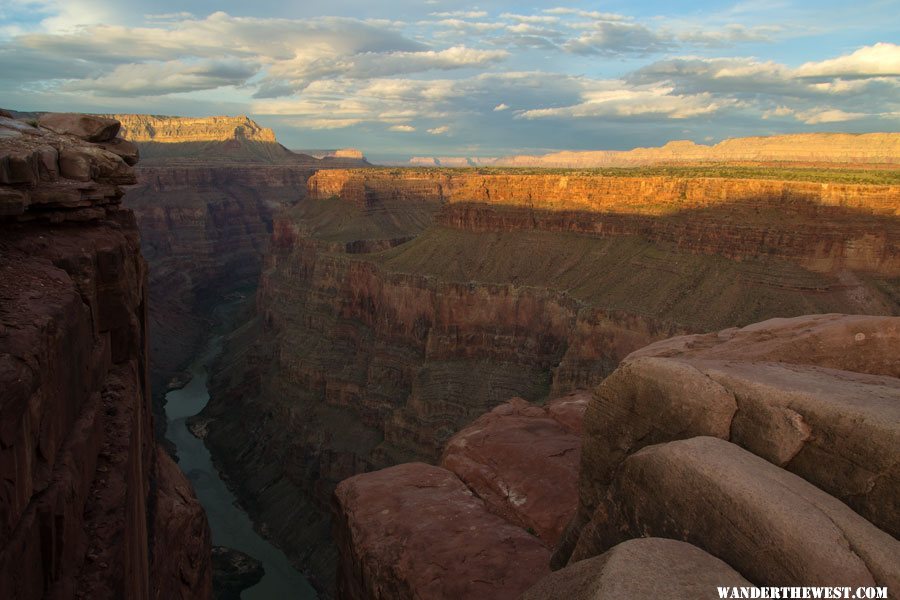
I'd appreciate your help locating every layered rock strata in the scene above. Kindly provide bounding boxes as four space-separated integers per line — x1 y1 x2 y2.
203 166 898 592
333 314 899 597
408 131 900 167
0 113 212 599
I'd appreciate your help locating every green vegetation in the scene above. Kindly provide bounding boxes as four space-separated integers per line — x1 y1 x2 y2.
358 165 900 185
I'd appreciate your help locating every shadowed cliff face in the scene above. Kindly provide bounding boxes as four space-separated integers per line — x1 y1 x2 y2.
115 116 369 442
199 167 899 593
0 113 212 599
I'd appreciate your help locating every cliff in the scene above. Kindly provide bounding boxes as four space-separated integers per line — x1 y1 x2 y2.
107 114 368 166
331 314 900 598
200 166 899 592
407 132 900 167
0 113 212 598
114 116 364 442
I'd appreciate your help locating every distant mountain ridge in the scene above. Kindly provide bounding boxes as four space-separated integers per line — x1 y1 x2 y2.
407 132 900 168
107 114 368 166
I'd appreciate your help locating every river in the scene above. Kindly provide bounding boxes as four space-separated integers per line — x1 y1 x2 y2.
164 336 318 599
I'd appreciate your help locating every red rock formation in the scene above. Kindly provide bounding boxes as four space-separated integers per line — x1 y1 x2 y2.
0 113 211 599
440 394 588 546
203 166 898 592
333 463 551 600
560 314 899 579
409 132 900 167
311 169 900 276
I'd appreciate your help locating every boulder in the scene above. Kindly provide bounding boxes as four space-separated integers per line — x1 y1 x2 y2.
333 462 550 600
525 538 750 600
211 546 264 600
440 394 587 545
581 436 900 589
98 137 140 166
566 314 900 569
37 113 120 142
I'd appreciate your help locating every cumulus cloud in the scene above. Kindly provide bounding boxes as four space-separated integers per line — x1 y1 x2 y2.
389 124 416 132
794 42 900 78
494 103 509 111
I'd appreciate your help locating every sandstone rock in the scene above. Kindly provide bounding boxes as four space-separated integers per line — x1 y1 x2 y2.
333 462 551 600
566 314 900 568
99 137 140 166
38 112 120 142
440 394 587 545
589 437 900 589
211 546 264 600
410 132 900 168
524 538 751 600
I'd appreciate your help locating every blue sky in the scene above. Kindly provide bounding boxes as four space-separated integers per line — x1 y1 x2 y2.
1 0 898 160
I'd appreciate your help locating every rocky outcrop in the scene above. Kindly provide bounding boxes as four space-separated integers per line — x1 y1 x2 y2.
408 132 900 167
523 538 751 600
114 114 276 143
595 436 899 589
440 393 588 545
211 546 265 600
203 166 898 593
111 114 368 166
0 113 212 599
333 462 551 600
554 314 899 591
332 314 899 598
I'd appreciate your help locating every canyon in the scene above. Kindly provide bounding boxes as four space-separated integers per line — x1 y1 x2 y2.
196 162 898 592
3 109 897 600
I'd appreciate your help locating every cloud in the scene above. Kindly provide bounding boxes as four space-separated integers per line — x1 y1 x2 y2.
794 108 868 124
519 83 732 120
428 125 450 134
430 11 488 18
389 124 416 132
493 103 509 111
562 21 673 55
64 58 258 96
794 42 900 78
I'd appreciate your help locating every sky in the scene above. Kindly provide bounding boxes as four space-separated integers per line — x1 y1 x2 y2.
1 0 898 160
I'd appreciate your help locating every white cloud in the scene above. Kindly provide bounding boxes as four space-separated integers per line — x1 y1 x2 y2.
389 124 416 132
430 11 488 18
494 103 509 111
794 108 868 124
794 42 900 78
428 125 450 134
64 59 258 96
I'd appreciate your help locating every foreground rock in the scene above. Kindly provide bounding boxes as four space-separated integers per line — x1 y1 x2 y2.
524 538 750 600
0 112 212 598
563 314 900 567
333 462 550 600
211 546 265 600
440 393 588 545
593 437 900 589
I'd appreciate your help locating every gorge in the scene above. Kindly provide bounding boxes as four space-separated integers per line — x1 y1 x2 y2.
2 110 898 599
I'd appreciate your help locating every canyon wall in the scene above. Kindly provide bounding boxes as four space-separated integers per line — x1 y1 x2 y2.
0 114 211 598
115 115 367 437
408 131 900 167
201 166 899 593
330 315 899 598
